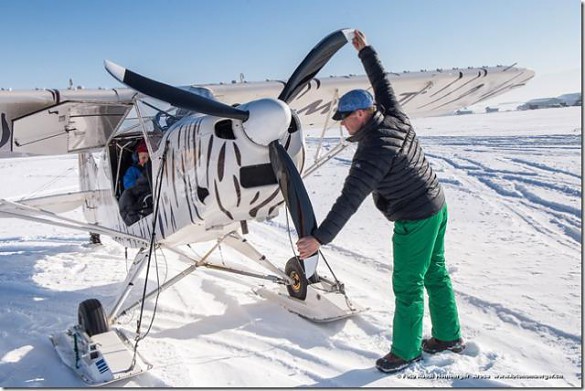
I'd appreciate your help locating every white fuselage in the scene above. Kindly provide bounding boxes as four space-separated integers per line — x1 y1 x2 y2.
79 99 304 248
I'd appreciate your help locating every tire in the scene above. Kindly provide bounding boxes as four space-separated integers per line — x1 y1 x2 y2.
285 257 308 300
78 299 109 337
89 233 101 244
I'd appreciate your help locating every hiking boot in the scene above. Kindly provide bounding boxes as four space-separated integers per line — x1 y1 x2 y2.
422 337 465 354
375 352 422 374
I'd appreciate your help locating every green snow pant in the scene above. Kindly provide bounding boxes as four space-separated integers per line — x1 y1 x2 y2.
390 204 461 361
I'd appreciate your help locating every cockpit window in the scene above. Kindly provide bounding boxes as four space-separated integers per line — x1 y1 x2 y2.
108 135 154 225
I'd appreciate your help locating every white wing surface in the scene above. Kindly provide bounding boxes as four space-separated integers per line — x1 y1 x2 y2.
0 65 534 155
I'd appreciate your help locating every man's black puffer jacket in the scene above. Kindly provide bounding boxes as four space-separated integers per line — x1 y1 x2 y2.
312 46 445 245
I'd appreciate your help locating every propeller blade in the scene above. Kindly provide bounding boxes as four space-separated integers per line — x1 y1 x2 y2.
278 29 354 103
104 60 249 121
269 141 318 278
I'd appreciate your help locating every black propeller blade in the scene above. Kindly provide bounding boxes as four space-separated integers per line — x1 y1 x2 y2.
103 29 352 121
267 29 354 276
104 60 249 121
268 140 317 244
269 29 353 236
278 29 353 103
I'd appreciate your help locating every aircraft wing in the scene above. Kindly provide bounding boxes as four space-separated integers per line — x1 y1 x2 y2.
0 64 534 155
0 89 136 155
207 64 535 128
11 101 133 155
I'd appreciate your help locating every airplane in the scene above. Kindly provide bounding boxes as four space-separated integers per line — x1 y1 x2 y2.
0 28 534 385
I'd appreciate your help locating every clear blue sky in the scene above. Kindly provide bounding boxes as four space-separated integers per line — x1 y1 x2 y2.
0 0 581 89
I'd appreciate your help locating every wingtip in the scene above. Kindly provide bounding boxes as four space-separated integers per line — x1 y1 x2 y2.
104 60 125 82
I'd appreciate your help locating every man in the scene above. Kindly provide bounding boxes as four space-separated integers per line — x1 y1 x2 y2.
297 30 464 374
123 140 150 190
119 140 153 225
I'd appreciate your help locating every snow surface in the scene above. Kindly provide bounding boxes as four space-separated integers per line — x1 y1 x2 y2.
0 106 581 387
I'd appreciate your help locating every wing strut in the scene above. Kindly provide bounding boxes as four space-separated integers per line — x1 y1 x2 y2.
0 199 149 245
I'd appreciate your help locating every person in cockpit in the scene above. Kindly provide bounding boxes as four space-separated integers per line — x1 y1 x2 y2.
123 140 150 190
119 140 153 225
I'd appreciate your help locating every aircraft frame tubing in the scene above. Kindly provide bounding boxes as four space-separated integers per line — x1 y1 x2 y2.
302 140 349 178
108 232 291 324
312 88 340 162
198 263 286 284
108 240 221 324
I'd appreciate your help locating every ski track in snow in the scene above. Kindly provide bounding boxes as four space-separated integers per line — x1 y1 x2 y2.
424 132 581 249
0 107 581 387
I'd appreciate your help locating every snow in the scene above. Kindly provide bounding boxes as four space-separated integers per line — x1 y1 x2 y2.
0 106 581 387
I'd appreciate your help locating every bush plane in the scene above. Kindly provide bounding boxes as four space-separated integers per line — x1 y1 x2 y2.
0 28 534 385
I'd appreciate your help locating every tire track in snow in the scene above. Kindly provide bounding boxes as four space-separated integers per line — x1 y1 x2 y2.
501 174 581 198
457 290 581 343
426 150 580 249
509 158 581 179
149 309 373 386
422 134 581 151
474 174 580 245
514 185 581 241
455 289 582 383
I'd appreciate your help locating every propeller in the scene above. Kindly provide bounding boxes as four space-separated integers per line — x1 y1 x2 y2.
278 28 354 103
268 28 354 278
104 28 354 121
104 60 249 121
268 141 319 278
104 29 356 279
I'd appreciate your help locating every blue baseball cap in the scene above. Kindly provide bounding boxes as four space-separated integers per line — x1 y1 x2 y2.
332 89 374 120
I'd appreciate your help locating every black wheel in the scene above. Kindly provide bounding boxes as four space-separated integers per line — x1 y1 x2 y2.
285 257 308 300
89 233 101 244
78 299 109 336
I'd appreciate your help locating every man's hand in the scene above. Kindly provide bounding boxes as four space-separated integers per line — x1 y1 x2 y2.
352 30 368 51
296 236 321 259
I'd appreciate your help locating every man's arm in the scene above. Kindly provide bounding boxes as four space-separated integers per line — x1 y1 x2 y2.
311 146 392 245
298 157 380 259
354 31 408 121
